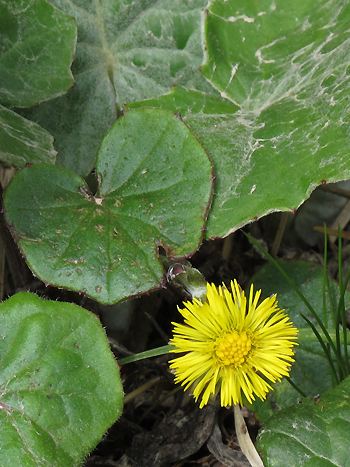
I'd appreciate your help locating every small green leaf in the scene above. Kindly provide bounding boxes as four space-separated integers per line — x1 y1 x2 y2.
4 109 212 304
28 0 209 175
0 0 76 108
0 292 123 466
134 1 350 239
0 105 56 168
257 376 350 467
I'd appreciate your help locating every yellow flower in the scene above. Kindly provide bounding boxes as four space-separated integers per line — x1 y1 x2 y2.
169 280 298 408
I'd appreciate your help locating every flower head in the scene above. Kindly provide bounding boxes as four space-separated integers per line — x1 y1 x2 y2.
169 280 298 408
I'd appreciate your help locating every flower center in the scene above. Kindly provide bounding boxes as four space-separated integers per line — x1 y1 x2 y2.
215 331 252 367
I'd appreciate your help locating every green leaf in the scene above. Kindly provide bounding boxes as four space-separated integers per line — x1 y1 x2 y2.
0 0 76 108
133 1 350 238
0 292 123 466
251 328 339 424
4 109 212 304
257 376 350 467
28 0 209 175
0 105 56 168
250 260 350 422
251 259 350 329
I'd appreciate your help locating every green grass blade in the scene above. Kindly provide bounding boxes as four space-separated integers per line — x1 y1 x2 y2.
341 269 350 374
119 344 173 365
323 228 330 325
246 232 338 358
301 314 339 384
335 228 344 377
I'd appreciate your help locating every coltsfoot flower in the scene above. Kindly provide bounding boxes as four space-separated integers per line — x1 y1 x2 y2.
169 280 298 408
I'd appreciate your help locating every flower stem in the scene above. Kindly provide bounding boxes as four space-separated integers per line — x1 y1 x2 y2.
118 344 174 365
234 405 264 467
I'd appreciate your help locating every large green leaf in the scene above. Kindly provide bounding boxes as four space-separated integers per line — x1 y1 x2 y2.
28 0 209 175
4 109 212 304
0 292 123 466
0 105 56 168
257 376 350 467
0 0 76 108
133 0 350 238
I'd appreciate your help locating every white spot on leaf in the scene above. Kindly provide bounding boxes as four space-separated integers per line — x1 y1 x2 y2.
228 15 255 24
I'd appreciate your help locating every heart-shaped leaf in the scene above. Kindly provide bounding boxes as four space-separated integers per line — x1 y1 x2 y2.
28 0 209 175
257 376 350 467
0 292 123 466
133 0 350 239
4 109 212 304
0 105 56 168
0 0 76 108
